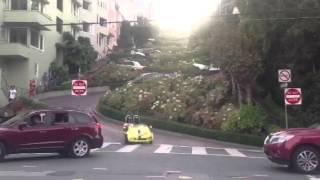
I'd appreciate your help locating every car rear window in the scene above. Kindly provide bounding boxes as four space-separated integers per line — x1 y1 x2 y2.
71 112 93 124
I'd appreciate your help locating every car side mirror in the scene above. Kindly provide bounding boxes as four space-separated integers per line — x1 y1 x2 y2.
18 122 28 130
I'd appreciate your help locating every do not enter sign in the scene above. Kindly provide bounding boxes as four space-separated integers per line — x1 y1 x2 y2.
72 80 87 96
285 88 302 105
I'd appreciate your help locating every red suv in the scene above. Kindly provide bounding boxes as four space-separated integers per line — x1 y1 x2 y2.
264 125 320 173
0 109 103 160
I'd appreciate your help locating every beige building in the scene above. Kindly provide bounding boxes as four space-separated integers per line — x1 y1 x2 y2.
0 0 138 106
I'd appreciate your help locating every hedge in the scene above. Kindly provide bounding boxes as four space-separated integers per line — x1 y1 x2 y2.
97 104 265 147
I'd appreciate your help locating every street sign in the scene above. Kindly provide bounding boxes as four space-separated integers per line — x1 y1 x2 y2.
72 80 87 96
278 69 292 83
285 88 302 105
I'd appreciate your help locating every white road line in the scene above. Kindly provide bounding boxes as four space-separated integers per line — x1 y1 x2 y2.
253 174 269 177
91 142 120 152
192 147 207 155
154 144 173 154
225 148 247 157
0 171 54 177
22 165 37 168
116 144 140 153
307 175 320 180
93 168 108 171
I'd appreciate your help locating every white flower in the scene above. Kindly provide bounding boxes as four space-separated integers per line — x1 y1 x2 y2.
166 99 170 102
176 99 181 103
169 116 173 120
173 108 177 112
227 108 232 111
173 97 176 100
223 118 226 121
161 104 166 108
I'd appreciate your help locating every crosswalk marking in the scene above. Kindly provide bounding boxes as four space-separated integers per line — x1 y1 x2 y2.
225 148 247 157
116 145 140 153
91 142 119 152
192 146 207 155
154 144 173 154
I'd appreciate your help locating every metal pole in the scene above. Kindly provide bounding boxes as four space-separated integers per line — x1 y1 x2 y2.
285 102 288 129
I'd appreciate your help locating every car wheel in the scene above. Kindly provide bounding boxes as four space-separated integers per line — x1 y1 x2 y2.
0 142 6 161
69 138 90 158
292 146 320 174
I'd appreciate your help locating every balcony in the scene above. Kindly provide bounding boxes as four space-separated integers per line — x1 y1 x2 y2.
3 10 52 31
0 43 41 59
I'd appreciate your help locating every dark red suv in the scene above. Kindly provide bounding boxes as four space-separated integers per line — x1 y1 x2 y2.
264 125 320 173
0 109 103 160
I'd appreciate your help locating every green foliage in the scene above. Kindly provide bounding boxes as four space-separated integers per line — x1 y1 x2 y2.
118 21 134 49
192 0 320 127
222 105 267 134
60 32 98 74
97 105 264 146
88 65 140 87
48 62 69 89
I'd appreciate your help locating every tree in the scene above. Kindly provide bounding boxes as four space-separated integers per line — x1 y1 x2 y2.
58 32 97 75
132 16 158 48
117 21 134 49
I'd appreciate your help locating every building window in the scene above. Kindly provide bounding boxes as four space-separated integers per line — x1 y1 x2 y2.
56 17 63 33
72 3 78 16
71 27 77 39
98 33 106 47
40 35 44 49
34 63 39 78
83 22 90 32
83 0 90 10
11 0 27 10
30 30 43 50
9 28 27 45
57 0 63 11
31 30 39 48
100 17 107 27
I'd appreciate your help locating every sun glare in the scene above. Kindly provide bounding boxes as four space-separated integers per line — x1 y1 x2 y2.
152 0 219 33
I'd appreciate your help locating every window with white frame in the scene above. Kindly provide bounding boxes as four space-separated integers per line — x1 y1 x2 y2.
72 2 79 16
83 0 90 10
34 63 39 78
83 22 90 32
30 30 44 50
9 28 27 45
11 0 27 10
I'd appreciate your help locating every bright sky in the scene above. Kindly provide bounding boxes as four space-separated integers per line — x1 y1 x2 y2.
136 0 219 33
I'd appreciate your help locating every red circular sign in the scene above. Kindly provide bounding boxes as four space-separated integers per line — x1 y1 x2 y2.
285 88 301 105
72 80 87 96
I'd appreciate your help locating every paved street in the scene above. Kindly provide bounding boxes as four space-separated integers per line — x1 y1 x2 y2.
0 92 318 180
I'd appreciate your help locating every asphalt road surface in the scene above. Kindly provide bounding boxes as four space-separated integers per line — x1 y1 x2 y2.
0 92 319 180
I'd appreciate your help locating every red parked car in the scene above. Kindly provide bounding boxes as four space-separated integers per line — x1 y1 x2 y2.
0 109 103 161
264 124 320 173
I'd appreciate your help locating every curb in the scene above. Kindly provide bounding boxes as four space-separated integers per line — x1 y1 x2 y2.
34 86 109 100
94 109 261 149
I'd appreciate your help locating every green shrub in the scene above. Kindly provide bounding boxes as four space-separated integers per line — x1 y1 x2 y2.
97 105 264 146
222 105 267 134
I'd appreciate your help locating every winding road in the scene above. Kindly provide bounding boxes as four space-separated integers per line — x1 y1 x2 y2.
0 92 317 180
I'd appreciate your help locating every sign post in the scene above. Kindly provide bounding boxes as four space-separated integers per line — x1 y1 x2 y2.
284 88 302 129
72 80 87 96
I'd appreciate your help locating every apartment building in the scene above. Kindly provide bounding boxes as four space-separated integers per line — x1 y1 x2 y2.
0 0 138 106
